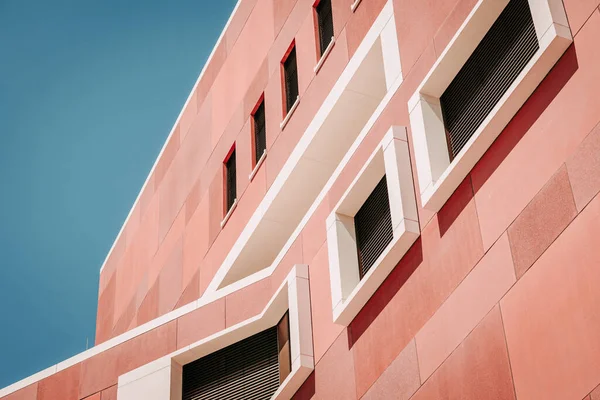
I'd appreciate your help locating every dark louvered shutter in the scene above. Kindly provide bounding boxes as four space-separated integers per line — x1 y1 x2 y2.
354 176 393 279
182 326 281 400
440 0 539 160
316 0 334 57
284 47 299 113
226 149 236 211
254 101 267 164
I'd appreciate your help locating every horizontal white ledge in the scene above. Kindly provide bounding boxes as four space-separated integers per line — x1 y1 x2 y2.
280 96 300 131
220 198 238 228
249 149 267 181
314 36 336 74
351 0 363 12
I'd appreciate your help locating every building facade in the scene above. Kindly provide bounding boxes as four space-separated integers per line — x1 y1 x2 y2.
2 0 600 398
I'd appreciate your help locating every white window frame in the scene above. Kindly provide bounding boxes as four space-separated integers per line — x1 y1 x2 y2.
408 0 572 211
116 265 313 400
327 126 419 326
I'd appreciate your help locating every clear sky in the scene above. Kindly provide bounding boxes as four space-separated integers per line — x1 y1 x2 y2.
0 0 236 388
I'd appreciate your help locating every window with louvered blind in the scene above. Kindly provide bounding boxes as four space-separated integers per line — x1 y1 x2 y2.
316 0 334 57
182 313 291 400
253 100 267 165
440 0 539 160
354 176 393 279
225 149 236 212
283 46 299 113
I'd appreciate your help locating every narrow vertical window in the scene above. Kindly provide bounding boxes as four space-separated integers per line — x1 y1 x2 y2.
316 0 334 57
225 148 236 213
283 46 299 114
253 99 267 165
354 176 393 279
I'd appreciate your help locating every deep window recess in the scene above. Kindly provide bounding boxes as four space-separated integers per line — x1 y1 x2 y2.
440 0 539 160
354 176 393 279
277 312 292 384
182 323 287 400
316 0 334 57
225 149 237 212
253 100 267 165
283 46 299 113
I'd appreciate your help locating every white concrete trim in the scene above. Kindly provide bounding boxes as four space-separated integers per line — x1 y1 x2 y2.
314 36 336 74
280 96 300 130
220 198 238 228
0 3 402 397
206 0 400 292
117 265 313 400
327 126 419 326
99 0 245 273
249 149 268 181
351 0 363 13
408 0 572 211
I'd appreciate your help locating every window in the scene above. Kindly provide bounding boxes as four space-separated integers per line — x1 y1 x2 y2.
409 0 572 211
182 314 291 400
253 99 267 165
116 265 314 400
327 127 419 325
316 0 334 57
283 46 299 114
440 0 538 160
354 175 393 279
225 148 236 213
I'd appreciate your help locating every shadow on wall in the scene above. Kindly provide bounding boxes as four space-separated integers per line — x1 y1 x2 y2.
348 238 423 347
471 44 579 193
342 43 579 350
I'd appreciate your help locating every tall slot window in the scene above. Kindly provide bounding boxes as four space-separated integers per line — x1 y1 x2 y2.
283 46 299 114
182 316 291 400
440 0 538 160
316 0 334 57
253 100 267 164
354 176 393 279
225 148 237 213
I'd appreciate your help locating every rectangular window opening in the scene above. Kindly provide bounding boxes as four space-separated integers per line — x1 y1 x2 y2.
440 0 539 160
316 0 334 57
253 100 267 165
354 175 393 279
225 149 237 213
283 46 299 114
182 324 283 400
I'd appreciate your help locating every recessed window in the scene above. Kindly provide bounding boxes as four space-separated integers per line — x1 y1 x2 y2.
253 99 267 165
440 0 538 160
225 148 236 213
116 266 314 400
283 46 299 114
408 0 572 211
327 127 419 326
181 313 291 400
354 175 393 279
316 0 334 57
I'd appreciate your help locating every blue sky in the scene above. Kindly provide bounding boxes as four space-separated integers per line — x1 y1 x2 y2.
0 0 236 388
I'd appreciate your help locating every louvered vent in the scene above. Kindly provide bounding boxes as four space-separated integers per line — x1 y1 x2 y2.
354 176 393 279
226 149 236 211
254 101 267 164
182 326 280 400
440 0 539 160
316 0 334 57
283 47 299 113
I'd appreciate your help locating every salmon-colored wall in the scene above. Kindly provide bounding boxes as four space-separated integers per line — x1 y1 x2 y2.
5 0 600 399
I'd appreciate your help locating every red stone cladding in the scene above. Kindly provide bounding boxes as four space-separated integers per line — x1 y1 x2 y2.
5 0 600 399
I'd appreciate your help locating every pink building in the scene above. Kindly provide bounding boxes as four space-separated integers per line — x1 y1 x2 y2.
2 0 600 398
